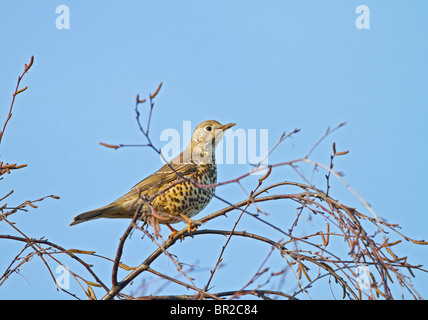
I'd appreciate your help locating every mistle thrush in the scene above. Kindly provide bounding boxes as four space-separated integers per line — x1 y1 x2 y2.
70 120 235 235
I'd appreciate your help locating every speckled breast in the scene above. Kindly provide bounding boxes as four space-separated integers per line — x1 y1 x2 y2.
149 163 217 223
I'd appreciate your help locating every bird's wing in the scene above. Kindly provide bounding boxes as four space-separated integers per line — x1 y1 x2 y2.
112 162 198 204
132 163 197 191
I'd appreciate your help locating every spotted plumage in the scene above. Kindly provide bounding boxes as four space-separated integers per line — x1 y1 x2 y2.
70 120 235 233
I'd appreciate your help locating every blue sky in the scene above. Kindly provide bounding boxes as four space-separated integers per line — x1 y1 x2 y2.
0 1 427 299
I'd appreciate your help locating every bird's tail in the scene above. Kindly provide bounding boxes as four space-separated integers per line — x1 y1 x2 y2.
70 205 114 226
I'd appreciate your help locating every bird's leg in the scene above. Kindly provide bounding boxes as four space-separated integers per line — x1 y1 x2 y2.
151 216 161 238
166 223 178 238
179 214 198 234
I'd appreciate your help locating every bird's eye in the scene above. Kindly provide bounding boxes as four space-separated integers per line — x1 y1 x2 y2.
206 126 212 131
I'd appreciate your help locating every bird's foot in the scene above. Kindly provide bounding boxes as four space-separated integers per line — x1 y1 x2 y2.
166 223 178 239
179 214 200 235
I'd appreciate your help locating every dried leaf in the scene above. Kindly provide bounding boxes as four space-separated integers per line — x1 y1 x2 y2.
150 82 163 99
87 285 97 300
14 86 28 96
86 281 102 288
334 150 349 156
99 142 119 150
68 249 96 255
258 166 272 184
119 263 137 271
409 239 428 245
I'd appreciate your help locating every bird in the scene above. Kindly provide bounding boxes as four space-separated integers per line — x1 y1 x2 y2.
70 120 235 236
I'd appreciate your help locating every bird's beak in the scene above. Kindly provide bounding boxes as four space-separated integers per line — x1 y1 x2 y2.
221 123 236 131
